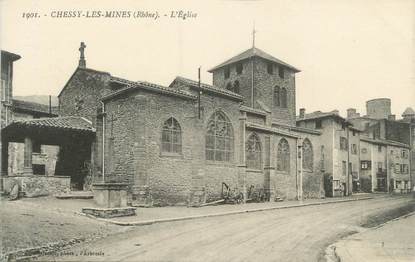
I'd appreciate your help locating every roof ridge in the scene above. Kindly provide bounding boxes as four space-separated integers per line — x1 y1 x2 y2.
208 46 300 73
174 76 244 99
12 99 50 106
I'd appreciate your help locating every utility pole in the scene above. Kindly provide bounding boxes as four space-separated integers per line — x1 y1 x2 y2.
347 125 350 195
198 67 201 119
251 23 256 108
298 138 303 200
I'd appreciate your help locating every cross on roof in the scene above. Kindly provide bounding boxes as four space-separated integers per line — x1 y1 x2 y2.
79 42 86 58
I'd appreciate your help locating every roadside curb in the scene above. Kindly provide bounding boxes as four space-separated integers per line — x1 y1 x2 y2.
325 209 415 262
97 196 374 226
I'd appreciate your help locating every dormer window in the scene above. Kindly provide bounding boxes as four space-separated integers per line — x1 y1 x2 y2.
224 67 230 79
236 63 243 75
267 62 273 74
278 66 284 78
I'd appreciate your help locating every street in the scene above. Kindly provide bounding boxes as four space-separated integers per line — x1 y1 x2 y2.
37 196 414 262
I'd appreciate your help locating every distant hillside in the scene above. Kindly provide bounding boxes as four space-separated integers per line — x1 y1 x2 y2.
14 95 58 106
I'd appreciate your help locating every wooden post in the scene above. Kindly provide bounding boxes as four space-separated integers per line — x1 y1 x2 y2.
1 140 8 177
238 112 247 203
23 137 33 175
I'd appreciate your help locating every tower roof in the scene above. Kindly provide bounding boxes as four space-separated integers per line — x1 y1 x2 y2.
208 47 300 73
1 50 21 61
402 107 415 116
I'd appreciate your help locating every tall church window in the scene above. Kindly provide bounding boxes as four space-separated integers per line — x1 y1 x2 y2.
236 63 243 75
161 117 182 154
246 133 262 170
206 111 234 162
274 86 280 107
233 80 240 94
281 87 288 108
302 138 313 171
277 138 290 172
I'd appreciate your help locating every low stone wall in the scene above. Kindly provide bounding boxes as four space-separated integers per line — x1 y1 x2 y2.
2 176 70 197
82 207 136 218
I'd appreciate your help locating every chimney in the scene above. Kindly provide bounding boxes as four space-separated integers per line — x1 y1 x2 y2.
78 42 86 68
347 108 357 119
388 114 396 121
299 108 305 119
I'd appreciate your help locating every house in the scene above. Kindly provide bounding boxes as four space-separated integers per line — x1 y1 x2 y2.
348 99 412 193
1 50 64 195
296 109 361 197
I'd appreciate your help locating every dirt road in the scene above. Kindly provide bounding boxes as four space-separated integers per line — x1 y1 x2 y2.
38 196 414 262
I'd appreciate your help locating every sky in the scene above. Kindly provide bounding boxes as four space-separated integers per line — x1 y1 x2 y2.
1 0 414 118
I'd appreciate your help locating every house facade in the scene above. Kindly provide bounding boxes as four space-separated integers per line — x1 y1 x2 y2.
0 50 63 196
296 110 361 197
348 99 412 193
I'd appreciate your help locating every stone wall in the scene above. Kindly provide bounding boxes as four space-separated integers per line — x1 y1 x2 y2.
103 87 245 205
246 113 266 126
300 133 325 199
0 55 14 129
58 67 112 177
271 135 298 200
211 57 296 126
2 176 70 197
254 58 296 126
58 68 112 123
212 59 254 107
385 120 410 145
8 108 59 177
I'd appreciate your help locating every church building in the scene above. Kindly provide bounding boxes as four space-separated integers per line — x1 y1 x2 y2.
2 42 328 205
58 43 326 205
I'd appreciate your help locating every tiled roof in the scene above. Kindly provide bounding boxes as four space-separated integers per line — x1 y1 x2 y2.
272 122 322 135
103 76 197 101
246 122 300 138
208 47 300 73
240 105 267 116
172 76 244 101
10 116 95 132
361 137 410 149
12 99 58 116
297 110 345 122
109 76 136 85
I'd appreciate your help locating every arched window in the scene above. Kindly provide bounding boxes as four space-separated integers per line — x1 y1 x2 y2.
246 133 262 170
277 138 290 172
226 82 232 91
281 87 287 108
302 138 313 171
161 117 182 154
206 111 234 162
233 80 240 94
274 86 280 107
